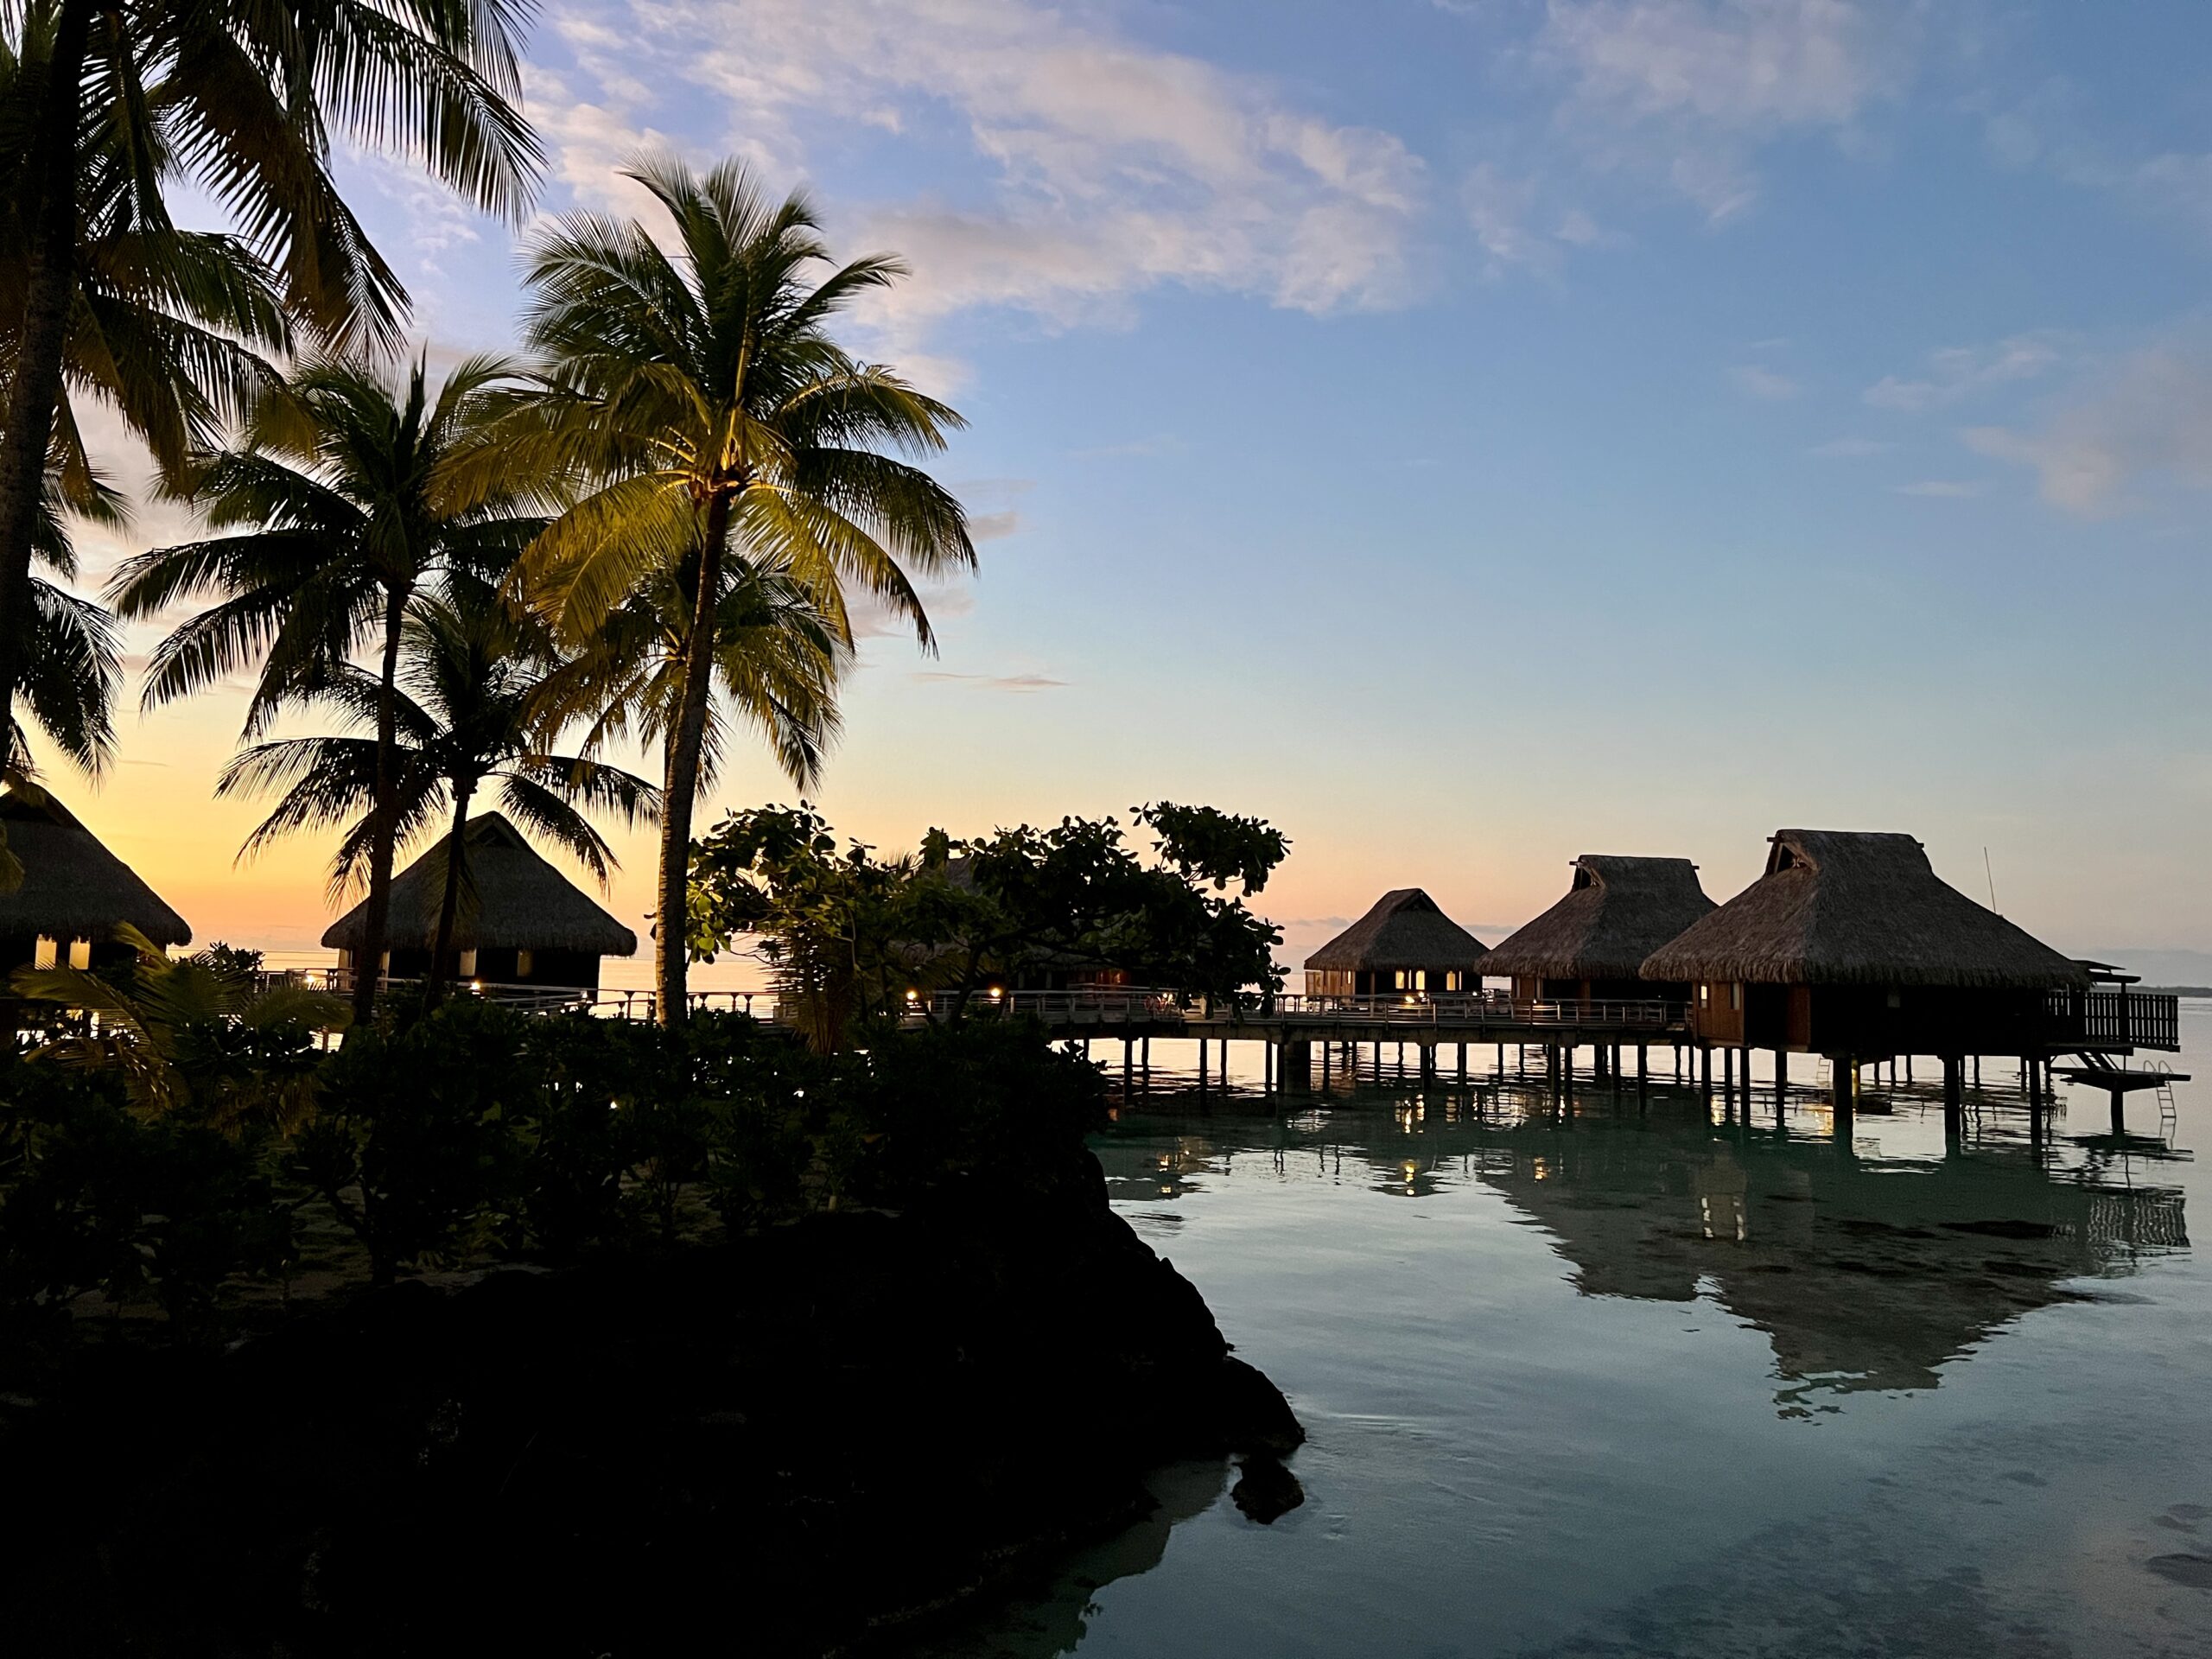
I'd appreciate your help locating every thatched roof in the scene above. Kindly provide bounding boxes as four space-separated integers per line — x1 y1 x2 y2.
1478 855 1715 981
0 785 190 946
1640 830 2088 990
1305 889 1488 971
322 814 637 955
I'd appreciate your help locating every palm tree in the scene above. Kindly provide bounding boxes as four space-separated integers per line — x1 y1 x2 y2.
8 463 124 788
509 153 975 1023
11 924 351 1132
0 0 542 800
561 553 853 810
108 355 541 1020
216 580 656 1006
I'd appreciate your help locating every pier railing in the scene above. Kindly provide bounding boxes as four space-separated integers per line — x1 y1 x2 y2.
2044 988 2182 1052
921 988 1688 1033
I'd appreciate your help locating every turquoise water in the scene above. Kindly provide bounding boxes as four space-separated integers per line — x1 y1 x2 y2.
934 1007 2211 1657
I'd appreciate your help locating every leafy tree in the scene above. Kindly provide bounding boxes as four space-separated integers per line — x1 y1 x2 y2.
213 579 656 1005
10 922 350 1131
0 0 541 829
109 356 543 1020
507 153 974 1025
687 803 1290 1049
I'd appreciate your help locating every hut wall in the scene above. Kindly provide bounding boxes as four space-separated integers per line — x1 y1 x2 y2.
1696 982 2065 1057
1690 981 1747 1046
1306 968 1355 998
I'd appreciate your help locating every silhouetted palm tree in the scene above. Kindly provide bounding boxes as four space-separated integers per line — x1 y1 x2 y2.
109 356 541 1020
217 581 655 1006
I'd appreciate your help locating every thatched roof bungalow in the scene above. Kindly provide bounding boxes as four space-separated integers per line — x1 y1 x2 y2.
323 814 636 992
1305 889 1488 999
0 786 189 970
1478 855 1714 1009
1640 829 2089 1059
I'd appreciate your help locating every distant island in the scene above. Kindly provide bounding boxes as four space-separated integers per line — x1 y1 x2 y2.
2142 986 2212 998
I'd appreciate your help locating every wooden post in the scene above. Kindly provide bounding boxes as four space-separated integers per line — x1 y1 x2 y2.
1942 1054 1963 1145
1831 1056 1855 1143
1637 1043 1648 1108
1198 1038 1208 1093
1123 1039 1134 1097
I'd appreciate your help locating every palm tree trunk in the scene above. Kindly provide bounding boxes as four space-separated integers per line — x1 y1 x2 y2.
351 591 408 1023
655 494 729 1027
423 779 474 1013
0 0 89 759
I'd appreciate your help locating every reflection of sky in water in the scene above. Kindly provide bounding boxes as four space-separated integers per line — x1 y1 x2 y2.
931 1011 2212 1658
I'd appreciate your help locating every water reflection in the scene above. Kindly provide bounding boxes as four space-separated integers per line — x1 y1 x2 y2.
1098 1079 2190 1408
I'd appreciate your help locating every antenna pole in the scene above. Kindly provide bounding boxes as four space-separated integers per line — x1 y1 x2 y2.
1984 847 1999 912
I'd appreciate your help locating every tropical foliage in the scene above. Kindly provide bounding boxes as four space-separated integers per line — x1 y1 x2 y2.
214 578 657 1001
10 923 350 1129
508 154 974 1022
110 356 546 1017
687 802 1290 1050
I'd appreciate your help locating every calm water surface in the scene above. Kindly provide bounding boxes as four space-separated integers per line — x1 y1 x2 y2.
932 1007 2212 1658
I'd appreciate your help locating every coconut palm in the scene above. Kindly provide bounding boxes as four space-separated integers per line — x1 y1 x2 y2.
216 580 656 1007
509 153 974 1023
108 355 540 1020
561 552 852 807
8 463 125 788
0 0 542 807
11 924 352 1131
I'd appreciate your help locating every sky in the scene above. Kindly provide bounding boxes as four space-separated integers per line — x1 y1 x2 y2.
56 0 2212 979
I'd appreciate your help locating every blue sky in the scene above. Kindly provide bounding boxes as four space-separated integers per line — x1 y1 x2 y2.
79 0 2212 969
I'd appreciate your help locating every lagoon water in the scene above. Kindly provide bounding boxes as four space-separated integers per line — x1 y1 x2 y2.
931 1005 2212 1658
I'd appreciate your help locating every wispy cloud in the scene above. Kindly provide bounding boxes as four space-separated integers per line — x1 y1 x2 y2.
1965 335 2212 514
1864 334 2062 411
1808 435 1892 457
534 0 1427 378
911 670 1068 694
1067 433 1185 460
1731 363 1800 400
1891 479 1982 498
1535 0 1916 219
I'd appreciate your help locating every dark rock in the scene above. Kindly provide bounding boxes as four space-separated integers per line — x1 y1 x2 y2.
1230 1453 1306 1523
0 1189 1300 1657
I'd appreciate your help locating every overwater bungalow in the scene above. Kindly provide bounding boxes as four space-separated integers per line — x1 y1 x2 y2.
0 785 189 972
1638 829 2109 1074
1304 889 1487 999
1478 855 1715 1012
323 813 636 993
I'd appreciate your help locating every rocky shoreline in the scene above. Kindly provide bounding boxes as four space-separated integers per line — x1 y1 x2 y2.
0 1158 1301 1656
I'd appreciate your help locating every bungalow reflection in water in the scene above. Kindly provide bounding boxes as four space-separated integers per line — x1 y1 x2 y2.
1099 1103 2188 1407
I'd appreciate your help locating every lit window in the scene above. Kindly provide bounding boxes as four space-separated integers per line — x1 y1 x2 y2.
1414 969 1428 991
1698 984 1710 1007
1729 983 1742 1011
68 938 90 969
1394 970 1410 990
32 935 56 969
1443 971 1462 992
516 949 534 977
459 949 479 977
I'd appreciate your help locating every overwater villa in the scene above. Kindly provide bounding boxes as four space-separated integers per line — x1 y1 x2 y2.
1638 829 2179 1105
1478 855 1715 1012
323 813 637 994
1304 889 1488 999
0 785 189 972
